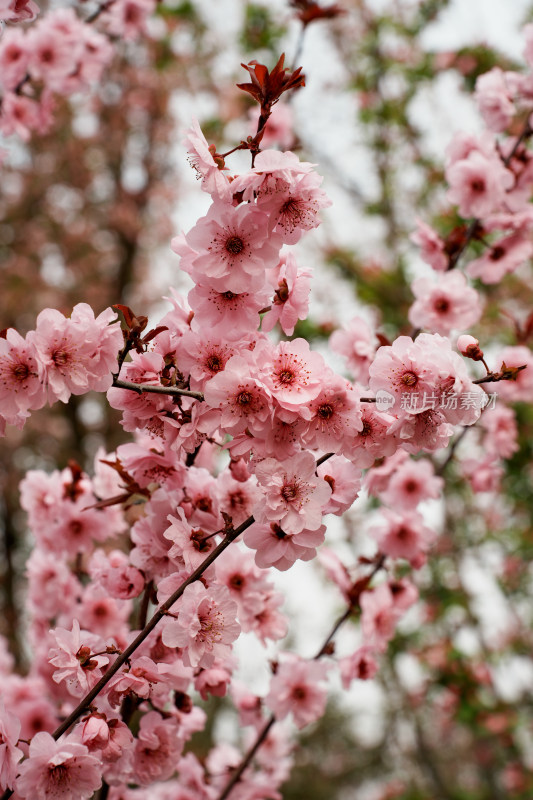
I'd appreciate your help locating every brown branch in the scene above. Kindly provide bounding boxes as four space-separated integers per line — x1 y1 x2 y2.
111 377 204 401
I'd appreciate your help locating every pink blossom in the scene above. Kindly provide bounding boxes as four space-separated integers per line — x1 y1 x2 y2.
130 487 185 580
76 586 131 641
231 149 316 201
88 550 144 600
0 29 29 90
48 619 109 698
301 373 363 453
0 92 42 141
201 354 272 436
1 676 58 740
480 405 519 459
103 0 156 40
28 304 122 404
106 656 160 708
163 509 217 571
231 683 264 729
461 455 504 494
360 583 401 651
317 456 363 515
80 714 110 751
380 457 444 509
370 509 437 567
162 582 240 668
258 337 326 412
177 202 281 293
389 577 419 612
349 401 398 468
261 252 312 336
116 441 185 491
133 711 183 785
467 232 533 283
176 330 241 389
188 282 271 338
254 451 331 534
248 590 288 644
446 150 513 219
329 316 377 384
183 118 232 202
243 521 326 571
0 328 46 421
216 470 262 527
339 646 379 687
474 67 515 132
26 550 80 620
389 407 454 454
265 654 330 729
369 333 485 426
215 548 270 629
26 24 74 88
369 335 440 414
408 272 482 336
15 731 102 799
0 699 23 792
410 219 448 272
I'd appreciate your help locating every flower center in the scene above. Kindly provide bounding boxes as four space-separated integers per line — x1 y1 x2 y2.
12 363 29 380
278 369 294 385
69 520 83 536
225 235 244 254
52 350 69 366
317 403 333 419
360 420 372 436
401 371 418 387
237 390 252 406
281 484 298 502
48 764 69 786
434 298 449 313
206 354 224 373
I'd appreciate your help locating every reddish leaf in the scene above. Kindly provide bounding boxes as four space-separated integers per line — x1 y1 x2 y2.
289 0 346 26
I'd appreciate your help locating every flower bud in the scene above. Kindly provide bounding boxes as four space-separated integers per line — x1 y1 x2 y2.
457 334 484 361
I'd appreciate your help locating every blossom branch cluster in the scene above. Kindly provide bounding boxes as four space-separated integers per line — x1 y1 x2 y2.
0 17 532 800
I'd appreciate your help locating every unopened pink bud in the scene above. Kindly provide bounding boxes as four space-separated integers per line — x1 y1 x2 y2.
457 335 484 361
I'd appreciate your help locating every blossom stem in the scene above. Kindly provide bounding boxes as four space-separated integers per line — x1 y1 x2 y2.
473 365 526 384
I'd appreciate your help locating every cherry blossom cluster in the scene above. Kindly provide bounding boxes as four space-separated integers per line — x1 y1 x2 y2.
409 27 533 501
0 28 531 800
0 304 122 436
0 0 155 141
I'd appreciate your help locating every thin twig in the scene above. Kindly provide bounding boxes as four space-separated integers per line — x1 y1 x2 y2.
111 377 204 401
